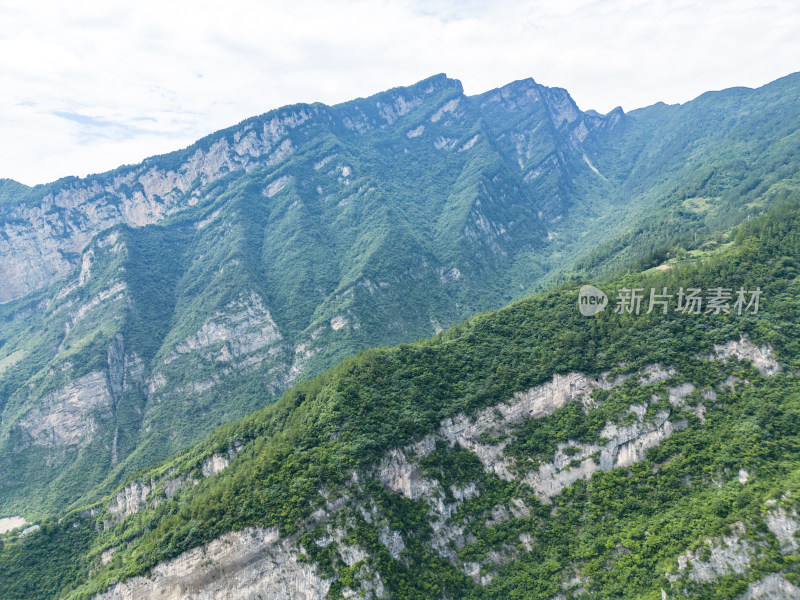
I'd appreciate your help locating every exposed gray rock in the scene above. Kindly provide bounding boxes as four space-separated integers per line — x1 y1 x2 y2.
641 364 676 384
736 573 800 599
263 175 292 198
107 481 153 520
378 526 405 559
93 344 786 596
459 134 480 151
675 526 754 582
0 108 310 304
709 337 781 376
330 315 348 331
378 367 689 505
339 544 368 567
92 527 332 600
668 382 695 406
18 371 112 447
202 453 229 477
68 282 127 332
430 98 461 123
378 447 438 500
524 408 682 502
766 507 799 554
165 292 282 364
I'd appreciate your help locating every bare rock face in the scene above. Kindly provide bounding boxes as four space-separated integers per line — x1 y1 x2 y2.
378 526 405 559
372 365 698 585
202 453 229 477
93 527 332 600
522 409 680 502
84 341 789 599
164 292 283 365
378 448 437 500
103 473 195 528
378 369 687 504
765 507 800 554
675 529 754 582
107 481 153 521
18 371 112 448
0 108 312 304
379 371 608 493
710 337 781 376
146 291 293 402
12 332 141 456
736 573 800 599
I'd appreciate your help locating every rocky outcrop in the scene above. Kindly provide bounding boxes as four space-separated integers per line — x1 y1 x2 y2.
107 481 153 521
379 371 610 495
0 107 313 304
263 175 292 198
370 345 790 585
144 291 293 403
105 443 242 525
765 506 800 554
165 292 283 365
104 473 196 527
378 369 686 503
707 337 781 376
665 503 800 593
202 453 229 477
675 525 755 582
378 526 405 559
84 339 790 599
736 573 800 599
18 371 113 447
524 408 682 502
93 527 332 600
14 332 142 452
373 365 697 587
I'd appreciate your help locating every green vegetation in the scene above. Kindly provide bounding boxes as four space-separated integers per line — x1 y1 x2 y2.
1 200 798 599
1 73 800 598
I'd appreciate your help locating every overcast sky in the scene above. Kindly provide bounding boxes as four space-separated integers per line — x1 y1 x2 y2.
1 0 798 186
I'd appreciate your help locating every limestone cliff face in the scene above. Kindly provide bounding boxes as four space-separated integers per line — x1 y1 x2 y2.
17 371 112 448
667 508 800 596
12 332 142 452
473 77 613 224
737 573 800 599
0 107 314 304
377 366 689 505
93 527 332 600
163 292 284 368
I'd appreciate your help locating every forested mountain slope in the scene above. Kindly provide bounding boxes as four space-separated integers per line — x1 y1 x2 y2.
1 72 798 519
1 201 799 600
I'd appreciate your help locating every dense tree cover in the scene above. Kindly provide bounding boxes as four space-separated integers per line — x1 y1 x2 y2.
1 201 798 599
2 73 800 521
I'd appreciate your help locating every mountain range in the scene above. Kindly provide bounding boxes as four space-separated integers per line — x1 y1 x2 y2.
1 71 800 599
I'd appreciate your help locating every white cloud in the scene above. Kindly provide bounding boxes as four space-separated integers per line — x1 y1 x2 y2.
0 0 798 185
